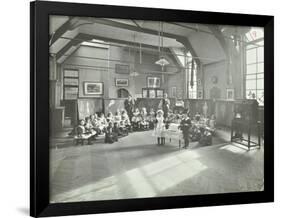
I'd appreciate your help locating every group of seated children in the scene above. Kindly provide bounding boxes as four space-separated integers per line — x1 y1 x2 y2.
131 107 156 131
73 106 216 147
164 109 216 148
189 112 216 146
73 109 132 144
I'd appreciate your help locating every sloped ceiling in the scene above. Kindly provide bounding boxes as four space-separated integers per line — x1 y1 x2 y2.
188 31 226 64
50 16 241 66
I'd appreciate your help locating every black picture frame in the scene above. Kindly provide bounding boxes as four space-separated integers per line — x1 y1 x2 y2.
115 78 129 87
30 1 274 217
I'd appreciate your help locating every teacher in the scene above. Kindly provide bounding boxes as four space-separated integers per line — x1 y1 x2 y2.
124 95 135 121
158 93 170 119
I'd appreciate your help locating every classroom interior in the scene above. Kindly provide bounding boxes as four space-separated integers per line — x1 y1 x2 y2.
49 16 264 203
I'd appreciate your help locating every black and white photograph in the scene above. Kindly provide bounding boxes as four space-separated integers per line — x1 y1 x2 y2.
115 78 129 87
48 14 266 205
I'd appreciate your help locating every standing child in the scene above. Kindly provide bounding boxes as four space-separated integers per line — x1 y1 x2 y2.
154 110 166 145
179 110 192 149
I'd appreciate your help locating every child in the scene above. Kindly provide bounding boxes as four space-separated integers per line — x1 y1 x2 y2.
106 112 114 123
199 128 212 146
90 113 101 135
114 110 122 124
113 122 122 137
209 114 216 131
140 107 149 130
131 108 141 131
148 108 156 129
165 110 175 129
119 120 129 136
76 119 86 136
179 110 192 149
194 112 201 123
121 110 132 132
104 122 118 143
154 109 166 145
76 119 96 145
99 113 108 127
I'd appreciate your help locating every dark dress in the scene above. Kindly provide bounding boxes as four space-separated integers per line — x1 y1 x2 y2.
160 98 170 119
124 99 135 121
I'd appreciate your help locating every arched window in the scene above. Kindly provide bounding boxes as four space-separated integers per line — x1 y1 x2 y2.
117 88 129 98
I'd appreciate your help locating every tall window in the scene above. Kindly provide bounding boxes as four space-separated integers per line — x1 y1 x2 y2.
187 51 197 99
245 28 264 106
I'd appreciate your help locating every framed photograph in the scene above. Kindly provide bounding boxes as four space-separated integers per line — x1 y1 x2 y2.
115 78 129 87
148 89 156 98
142 88 148 98
226 88 235 100
84 82 103 95
198 89 203 99
31 1 273 217
156 89 164 98
147 76 161 88
116 64 130 74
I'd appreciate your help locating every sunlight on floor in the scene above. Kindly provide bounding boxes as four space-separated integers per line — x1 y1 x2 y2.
51 150 207 202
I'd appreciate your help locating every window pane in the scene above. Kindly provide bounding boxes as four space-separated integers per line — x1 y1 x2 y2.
246 49 257 64
246 80 256 90
246 90 257 99
257 79 264 89
247 64 256 74
257 73 264 79
246 74 256 80
258 63 264 73
257 47 264 62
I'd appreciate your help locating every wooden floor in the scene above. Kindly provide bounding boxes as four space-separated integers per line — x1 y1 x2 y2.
50 129 264 203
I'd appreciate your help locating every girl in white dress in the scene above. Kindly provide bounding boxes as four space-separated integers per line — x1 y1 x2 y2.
154 109 166 145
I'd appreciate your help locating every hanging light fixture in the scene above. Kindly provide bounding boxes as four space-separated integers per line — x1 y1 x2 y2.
130 33 140 77
155 21 169 71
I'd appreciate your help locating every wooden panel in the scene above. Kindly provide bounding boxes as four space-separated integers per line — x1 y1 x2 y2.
104 99 126 114
77 99 103 120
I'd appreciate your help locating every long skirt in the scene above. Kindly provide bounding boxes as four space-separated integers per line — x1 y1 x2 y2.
153 123 165 137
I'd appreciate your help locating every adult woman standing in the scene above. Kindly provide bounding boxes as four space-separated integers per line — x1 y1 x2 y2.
124 95 135 121
158 93 170 119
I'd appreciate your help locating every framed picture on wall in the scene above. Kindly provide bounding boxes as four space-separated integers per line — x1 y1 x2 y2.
31 1 273 217
84 82 103 95
115 64 130 74
226 88 235 100
115 78 129 87
198 89 203 99
156 89 164 98
142 88 148 98
148 89 156 98
147 76 161 88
